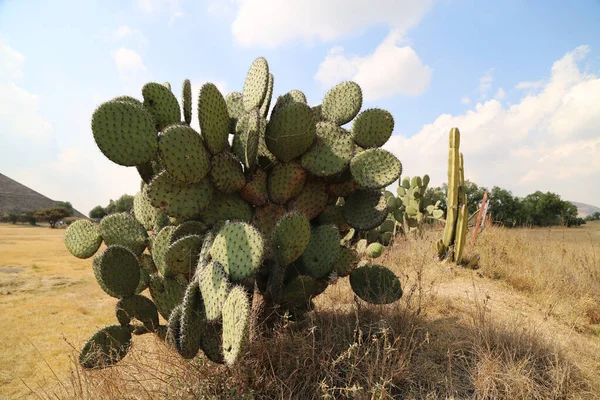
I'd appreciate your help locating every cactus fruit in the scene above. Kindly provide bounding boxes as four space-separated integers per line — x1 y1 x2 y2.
68 56 405 369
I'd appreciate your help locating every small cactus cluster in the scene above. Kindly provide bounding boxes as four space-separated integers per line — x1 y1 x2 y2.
436 128 468 263
64 57 405 370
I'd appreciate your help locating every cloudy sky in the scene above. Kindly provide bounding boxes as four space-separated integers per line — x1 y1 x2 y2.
1 0 599 215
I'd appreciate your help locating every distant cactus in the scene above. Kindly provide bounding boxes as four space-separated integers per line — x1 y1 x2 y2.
64 57 406 369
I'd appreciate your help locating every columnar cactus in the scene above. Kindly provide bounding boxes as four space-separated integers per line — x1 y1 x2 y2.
436 128 468 263
64 57 405 369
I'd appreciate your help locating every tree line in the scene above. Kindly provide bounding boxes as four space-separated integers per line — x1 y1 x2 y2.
89 194 134 219
0 201 75 228
424 181 587 228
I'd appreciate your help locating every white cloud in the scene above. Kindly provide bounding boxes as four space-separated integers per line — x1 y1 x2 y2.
494 88 506 100
231 0 435 48
461 97 471 104
384 45 600 205
515 80 544 90
114 25 148 47
0 39 52 144
478 68 494 99
315 29 432 101
136 0 184 26
112 48 147 80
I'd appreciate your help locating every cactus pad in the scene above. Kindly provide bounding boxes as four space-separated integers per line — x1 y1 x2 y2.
198 260 230 321
317 205 350 233
301 224 340 279
225 92 245 133
265 102 316 162
259 73 274 118
79 325 132 369
268 161 307 204
152 226 175 275
222 285 250 366
240 169 268 206
170 221 207 243
116 294 159 331
272 212 310 266
251 203 287 236
209 222 264 282
178 280 205 359
271 89 307 116
242 57 269 111
146 171 213 219
142 82 181 131
321 81 362 126
349 265 402 304
198 83 230 154
351 108 394 148
200 321 224 364
148 274 187 320
210 151 246 194
333 247 359 277
164 234 204 276
287 179 328 220
343 189 388 231
158 124 211 183
93 245 141 299
91 100 158 166
133 189 168 232
301 122 354 177
64 220 102 259
166 304 183 350
281 276 328 309
201 192 253 226
350 149 402 189
182 79 192 125
99 212 148 256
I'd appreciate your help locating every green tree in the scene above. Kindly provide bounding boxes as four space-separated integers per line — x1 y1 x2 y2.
488 186 519 226
53 201 74 216
89 205 107 220
8 213 18 224
103 194 134 215
464 180 488 215
35 207 70 228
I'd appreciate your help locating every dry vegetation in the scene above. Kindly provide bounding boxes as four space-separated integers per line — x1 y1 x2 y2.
1 221 599 399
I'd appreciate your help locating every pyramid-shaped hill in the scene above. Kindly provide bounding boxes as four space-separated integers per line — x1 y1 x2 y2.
0 173 87 218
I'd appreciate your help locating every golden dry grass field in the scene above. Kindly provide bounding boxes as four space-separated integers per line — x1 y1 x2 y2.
1 221 599 399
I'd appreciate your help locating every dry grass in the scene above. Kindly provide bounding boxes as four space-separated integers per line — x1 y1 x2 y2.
1 222 600 399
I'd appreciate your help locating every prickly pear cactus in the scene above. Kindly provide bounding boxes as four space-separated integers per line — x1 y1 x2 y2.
65 57 405 369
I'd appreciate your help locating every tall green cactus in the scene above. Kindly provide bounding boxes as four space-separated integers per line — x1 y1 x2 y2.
436 128 469 263
64 57 407 369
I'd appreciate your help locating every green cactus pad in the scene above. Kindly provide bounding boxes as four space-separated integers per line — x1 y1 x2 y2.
158 124 211 183
240 169 268 207
133 189 169 232
317 205 350 233
79 325 132 369
242 109 263 170
179 280 205 359
164 234 203 276
200 321 224 364
198 83 230 154
152 226 175 275
91 100 158 166
287 179 328 221
146 171 213 219
209 222 264 282
64 220 102 259
379 219 395 233
259 73 274 118
328 179 359 198
301 122 354 178
112 95 142 106
321 81 363 126
350 149 402 189
272 212 310 266
381 231 393 246
281 276 328 309
333 247 359 277
366 242 385 258
225 92 245 133
170 221 207 243
142 82 181 131
349 265 402 305
182 79 192 125
210 151 246 194
148 274 187 320
116 294 159 331
99 212 148 256
301 224 340 279
432 209 444 219
201 192 253 227
251 204 287 236
198 260 231 321
166 304 183 350
271 89 308 116
222 285 250 366
312 104 324 122
93 245 141 299
268 161 307 204
343 189 388 231
135 266 151 294
242 57 269 111
265 102 316 163
351 108 394 148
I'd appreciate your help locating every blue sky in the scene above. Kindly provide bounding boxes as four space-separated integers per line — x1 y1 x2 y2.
1 0 599 215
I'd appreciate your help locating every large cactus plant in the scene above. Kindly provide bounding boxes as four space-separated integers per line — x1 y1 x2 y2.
64 57 406 370
436 128 468 263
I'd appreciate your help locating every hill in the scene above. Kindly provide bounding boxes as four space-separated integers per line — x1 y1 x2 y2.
569 201 600 218
0 173 86 218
